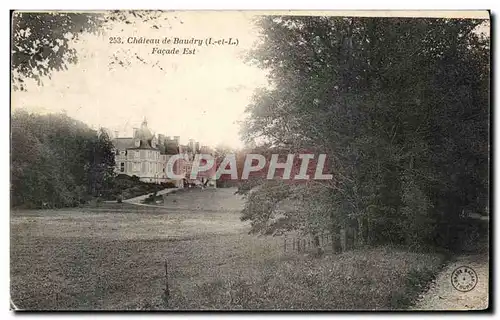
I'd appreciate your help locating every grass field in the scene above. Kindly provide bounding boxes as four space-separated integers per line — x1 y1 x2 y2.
11 188 446 310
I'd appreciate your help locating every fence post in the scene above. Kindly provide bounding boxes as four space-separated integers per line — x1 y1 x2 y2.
164 260 170 300
331 232 336 252
284 237 287 253
340 228 347 253
353 228 357 249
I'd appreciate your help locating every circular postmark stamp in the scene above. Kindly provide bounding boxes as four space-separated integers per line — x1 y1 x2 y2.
451 266 478 292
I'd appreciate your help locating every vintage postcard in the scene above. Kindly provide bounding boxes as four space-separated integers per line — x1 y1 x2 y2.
10 10 490 311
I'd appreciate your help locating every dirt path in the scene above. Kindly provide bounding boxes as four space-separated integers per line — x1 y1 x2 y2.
412 253 489 310
123 187 180 203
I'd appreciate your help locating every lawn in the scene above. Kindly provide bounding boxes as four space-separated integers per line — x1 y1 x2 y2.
11 188 446 310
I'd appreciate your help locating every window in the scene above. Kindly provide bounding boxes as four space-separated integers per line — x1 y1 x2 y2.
120 162 125 172
135 151 139 158
133 162 140 172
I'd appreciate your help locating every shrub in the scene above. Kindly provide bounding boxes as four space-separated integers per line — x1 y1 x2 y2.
161 182 177 189
122 191 132 199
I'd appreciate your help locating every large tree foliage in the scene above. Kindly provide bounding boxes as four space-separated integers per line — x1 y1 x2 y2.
11 111 116 208
240 16 489 250
11 11 172 90
12 12 101 90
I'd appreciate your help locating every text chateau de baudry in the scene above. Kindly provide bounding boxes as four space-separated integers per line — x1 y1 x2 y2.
111 118 216 188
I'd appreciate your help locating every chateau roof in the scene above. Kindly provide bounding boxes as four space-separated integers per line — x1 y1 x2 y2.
112 118 200 154
112 137 134 150
135 119 154 141
113 138 160 150
128 141 158 150
113 118 159 150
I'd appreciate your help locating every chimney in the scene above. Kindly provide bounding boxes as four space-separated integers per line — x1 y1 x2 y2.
158 134 165 144
114 131 119 138
133 128 138 137
187 139 194 152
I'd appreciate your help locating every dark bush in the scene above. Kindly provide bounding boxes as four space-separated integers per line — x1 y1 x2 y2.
161 182 177 189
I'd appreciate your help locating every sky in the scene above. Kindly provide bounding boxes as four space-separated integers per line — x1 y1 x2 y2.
12 11 269 148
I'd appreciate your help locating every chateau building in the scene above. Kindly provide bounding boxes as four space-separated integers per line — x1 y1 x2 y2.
111 119 216 188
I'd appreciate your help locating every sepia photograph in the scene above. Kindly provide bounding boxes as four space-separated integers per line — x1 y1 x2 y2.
10 10 490 311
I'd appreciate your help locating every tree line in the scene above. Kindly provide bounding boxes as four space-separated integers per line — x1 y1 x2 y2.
239 16 490 251
11 110 116 208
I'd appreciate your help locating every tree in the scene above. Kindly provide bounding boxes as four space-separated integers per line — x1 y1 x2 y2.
12 12 101 90
11 111 116 208
85 128 116 197
240 16 489 250
12 10 174 90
